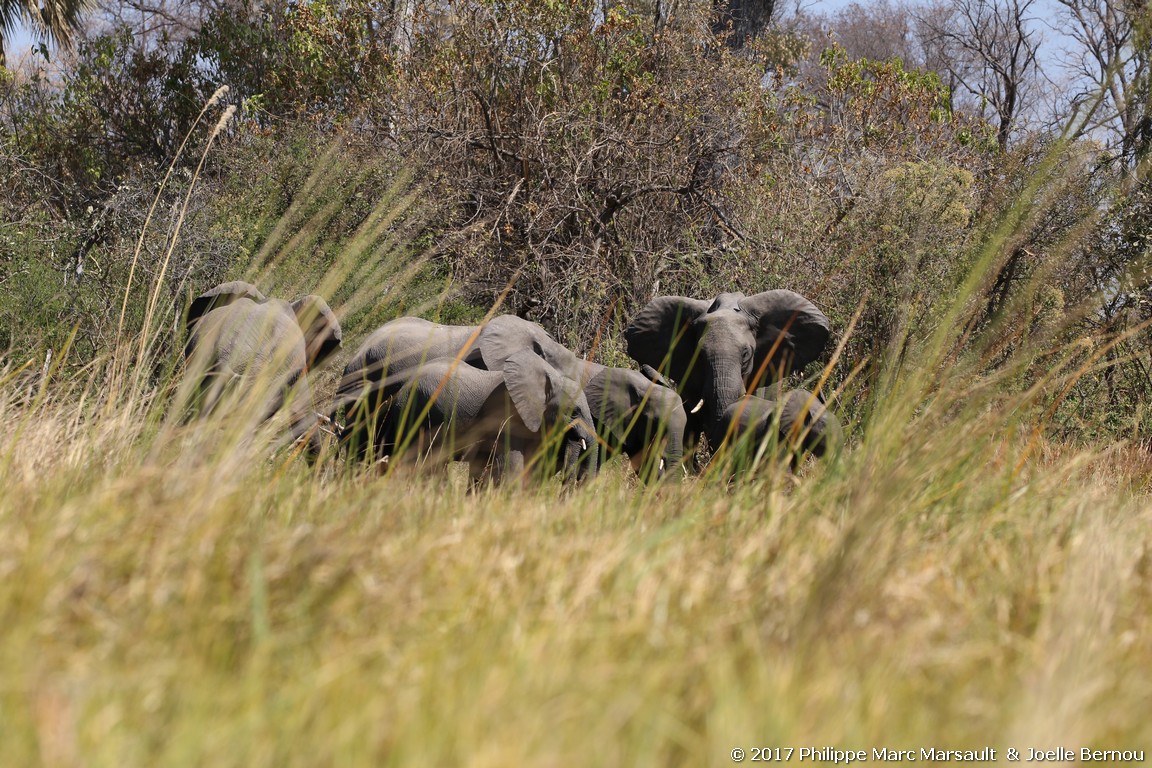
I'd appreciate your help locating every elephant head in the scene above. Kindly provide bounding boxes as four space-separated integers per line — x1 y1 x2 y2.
478 317 599 479
502 350 598 481
625 290 831 444
290 295 343 368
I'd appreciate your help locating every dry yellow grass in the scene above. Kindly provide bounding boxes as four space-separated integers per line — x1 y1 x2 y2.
3 341 1151 766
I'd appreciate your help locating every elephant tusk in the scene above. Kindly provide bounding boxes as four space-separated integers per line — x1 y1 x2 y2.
690 399 704 414
659 458 666 472
581 438 588 451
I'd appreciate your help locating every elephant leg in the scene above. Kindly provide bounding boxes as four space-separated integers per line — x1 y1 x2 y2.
627 447 648 477
456 442 491 486
507 448 526 482
491 446 526 485
194 371 227 418
344 393 395 464
377 425 431 477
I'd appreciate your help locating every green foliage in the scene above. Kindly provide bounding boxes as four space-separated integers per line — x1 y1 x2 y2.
6 26 213 211
197 1 390 121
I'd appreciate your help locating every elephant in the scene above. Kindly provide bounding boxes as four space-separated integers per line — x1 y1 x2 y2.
624 290 831 448
582 363 687 481
182 281 342 451
334 314 595 465
718 389 842 469
381 350 598 483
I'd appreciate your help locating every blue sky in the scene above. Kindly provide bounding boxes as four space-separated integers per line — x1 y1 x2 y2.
5 21 37 64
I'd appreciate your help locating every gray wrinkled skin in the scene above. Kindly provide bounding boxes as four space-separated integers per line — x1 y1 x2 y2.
719 389 842 467
182 282 342 455
381 350 598 484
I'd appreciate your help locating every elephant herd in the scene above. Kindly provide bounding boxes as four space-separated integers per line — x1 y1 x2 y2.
181 281 841 483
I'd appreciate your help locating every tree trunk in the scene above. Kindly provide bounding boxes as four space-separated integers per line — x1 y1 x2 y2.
711 0 776 49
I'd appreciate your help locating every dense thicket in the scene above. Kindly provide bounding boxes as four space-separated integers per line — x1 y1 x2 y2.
1 0 1150 439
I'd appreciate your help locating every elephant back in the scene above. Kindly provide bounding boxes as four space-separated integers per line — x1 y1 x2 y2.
722 396 776 439
186 281 267 335
346 318 480 380
400 357 503 424
190 299 306 384
778 389 841 457
723 391 840 459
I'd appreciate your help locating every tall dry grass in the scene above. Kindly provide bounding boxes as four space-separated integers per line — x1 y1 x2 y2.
3 99 1152 767
4 351 1151 765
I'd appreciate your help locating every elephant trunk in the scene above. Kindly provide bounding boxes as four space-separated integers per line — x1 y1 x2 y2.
662 419 685 477
562 435 597 482
703 357 745 446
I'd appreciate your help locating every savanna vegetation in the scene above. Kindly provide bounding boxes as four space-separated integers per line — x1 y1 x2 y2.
2 0 1152 763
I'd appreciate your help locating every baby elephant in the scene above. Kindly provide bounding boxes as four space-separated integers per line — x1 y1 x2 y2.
583 364 687 481
383 350 597 484
719 389 841 469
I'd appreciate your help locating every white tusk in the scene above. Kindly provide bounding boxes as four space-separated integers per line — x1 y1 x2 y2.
581 438 588 451
690 399 704 414
659 458 666 472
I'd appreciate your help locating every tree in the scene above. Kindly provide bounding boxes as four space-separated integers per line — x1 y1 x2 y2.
1054 0 1151 165
95 0 239 41
918 0 1042 150
0 0 92 68
825 0 925 66
712 0 777 49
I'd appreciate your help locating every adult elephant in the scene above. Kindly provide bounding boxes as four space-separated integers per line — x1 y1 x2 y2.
624 290 831 447
582 363 686 482
182 281 342 450
383 350 598 484
719 389 842 469
334 314 595 462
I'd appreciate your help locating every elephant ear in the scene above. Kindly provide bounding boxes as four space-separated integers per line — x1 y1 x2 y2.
290 295 343 367
502 349 562 433
739 290 831 380
779 389 818 430
584 367 623 427
594 367 669 428
638 363 676 389
478 315 587 383
187 281 265 331
780 389 840 454
623 296 710 383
